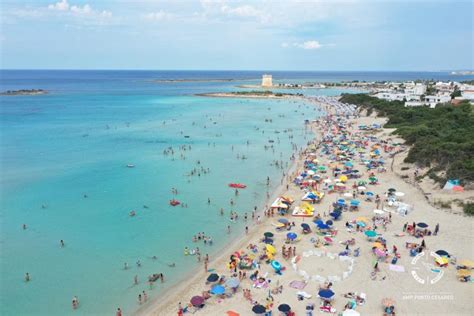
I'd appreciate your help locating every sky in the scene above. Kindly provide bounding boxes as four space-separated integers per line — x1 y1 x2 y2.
0 0 473 71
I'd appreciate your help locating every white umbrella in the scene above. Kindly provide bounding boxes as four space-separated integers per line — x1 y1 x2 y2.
395 191 405 197
343 192 353 199
357 186 366 191
307 170 315 176
373 209 384 214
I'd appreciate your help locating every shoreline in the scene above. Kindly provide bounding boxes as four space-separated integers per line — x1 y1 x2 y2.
137 96 473 316
195 92 302 99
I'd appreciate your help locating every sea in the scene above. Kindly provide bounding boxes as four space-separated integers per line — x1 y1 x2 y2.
1 70 472 316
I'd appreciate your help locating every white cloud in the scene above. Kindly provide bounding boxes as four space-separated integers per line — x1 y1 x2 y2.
47 0 112 18
143 10 174 21
282 40 327 50
221 4 269 22
297 40 322 50
48 0 69 11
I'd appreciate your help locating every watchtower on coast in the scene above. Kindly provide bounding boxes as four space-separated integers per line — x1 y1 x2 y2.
262 74 273 87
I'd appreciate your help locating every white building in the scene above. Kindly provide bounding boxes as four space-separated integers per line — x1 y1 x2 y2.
262 74 273 87
424 94 451 108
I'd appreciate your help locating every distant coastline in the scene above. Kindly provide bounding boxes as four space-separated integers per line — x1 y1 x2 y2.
196 91 302 99
154 78 256 83
0 89 47 96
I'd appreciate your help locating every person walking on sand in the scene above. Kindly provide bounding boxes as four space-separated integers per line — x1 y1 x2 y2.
138 294 142 304
434 223 439 236
403 222 408 232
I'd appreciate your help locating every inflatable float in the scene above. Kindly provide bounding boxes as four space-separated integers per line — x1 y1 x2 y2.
229 183 247 189
169 199 180 206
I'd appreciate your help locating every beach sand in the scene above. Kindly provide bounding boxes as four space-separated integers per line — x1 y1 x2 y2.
137 99 474 316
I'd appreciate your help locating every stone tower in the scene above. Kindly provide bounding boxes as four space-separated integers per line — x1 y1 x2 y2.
262 74 273 87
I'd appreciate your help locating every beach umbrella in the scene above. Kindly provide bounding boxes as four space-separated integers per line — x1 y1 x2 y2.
225 278 240 288
211 285 225 295
357 180 367 186
319 166 327 171
318 289 335 299
190 296 204 307
317 222 330 229
343 310 360 316
263 237 273 244
357 186 366 191
287 232 297 240
266 244 276 254
373 242 384 249
366 191 374 196
382 297 395 307
350 199 360 206
343 192 353 198
369 176 377 182
457 269 471 277
301 223 310 230
395 191 405 197
252 304 266 314
207 273 219 282
307 170 315 176
278 218 289 224
335 182 346 187
226 311 240 316
314 219 324 225
326 220 333 226
365 230 377 238
264 232 274 238
356 221 366 227
373 209 384 214
458 259 474 268
278 304 291 312
416 222 428 228
435 250 450 257
388 188 396 192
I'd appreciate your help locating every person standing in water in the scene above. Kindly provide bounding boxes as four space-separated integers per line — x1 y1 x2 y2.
25 272 30 282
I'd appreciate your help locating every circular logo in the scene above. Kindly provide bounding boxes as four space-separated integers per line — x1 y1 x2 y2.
411 251 444 285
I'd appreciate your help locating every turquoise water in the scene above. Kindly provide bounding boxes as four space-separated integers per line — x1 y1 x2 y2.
0 71 353 316
2 70 463 315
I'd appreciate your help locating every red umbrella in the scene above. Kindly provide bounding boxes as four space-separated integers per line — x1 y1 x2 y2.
190 296 204 307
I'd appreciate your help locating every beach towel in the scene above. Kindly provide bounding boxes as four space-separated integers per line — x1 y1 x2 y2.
297 291 312 298
389 264 405 272
289 280 307 289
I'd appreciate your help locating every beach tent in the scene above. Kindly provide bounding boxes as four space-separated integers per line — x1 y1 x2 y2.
443 179 463 191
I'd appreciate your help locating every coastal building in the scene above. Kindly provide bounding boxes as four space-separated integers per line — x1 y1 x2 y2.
424 94 451 108
262 74 273 87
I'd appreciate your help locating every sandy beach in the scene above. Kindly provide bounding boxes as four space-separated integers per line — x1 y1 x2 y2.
137 97 474 316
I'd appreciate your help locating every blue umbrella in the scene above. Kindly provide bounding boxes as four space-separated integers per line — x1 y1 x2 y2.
301 223 310 230
278 218 289 224
366 191 374 196
337 199 346 205
317 223 330 229
207 273 219 282
252 305 266 314
326 220 333 226
287 232 297 240
330 212 341 220
350 199 360 206
356 221 366 227
365 230 377 238
210 285 225 295
314 219 324 225
417 222 428 228
318 289 335 299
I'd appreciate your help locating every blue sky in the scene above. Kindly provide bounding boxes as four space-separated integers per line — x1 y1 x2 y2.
1 0 472 70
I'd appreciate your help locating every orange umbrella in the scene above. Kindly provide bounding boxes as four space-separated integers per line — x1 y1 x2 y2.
227 311 240 316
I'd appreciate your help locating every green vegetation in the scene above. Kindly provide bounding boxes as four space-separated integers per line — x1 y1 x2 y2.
340 94 474 185
463 202 474 216
461 80 474 85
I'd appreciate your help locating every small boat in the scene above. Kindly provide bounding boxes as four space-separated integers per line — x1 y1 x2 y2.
169 199 180 206
126 164 135 168
184 135 190 138
129 210 136 217
229 183 247 189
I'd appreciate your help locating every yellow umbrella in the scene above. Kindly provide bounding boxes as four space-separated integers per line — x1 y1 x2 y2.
458 259 474 268
456 269 471 277
266 244 276 254
356 217 369 223
372 242 384 249
339 175 348 182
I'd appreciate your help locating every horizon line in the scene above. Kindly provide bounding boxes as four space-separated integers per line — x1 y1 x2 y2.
1 68 473 73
